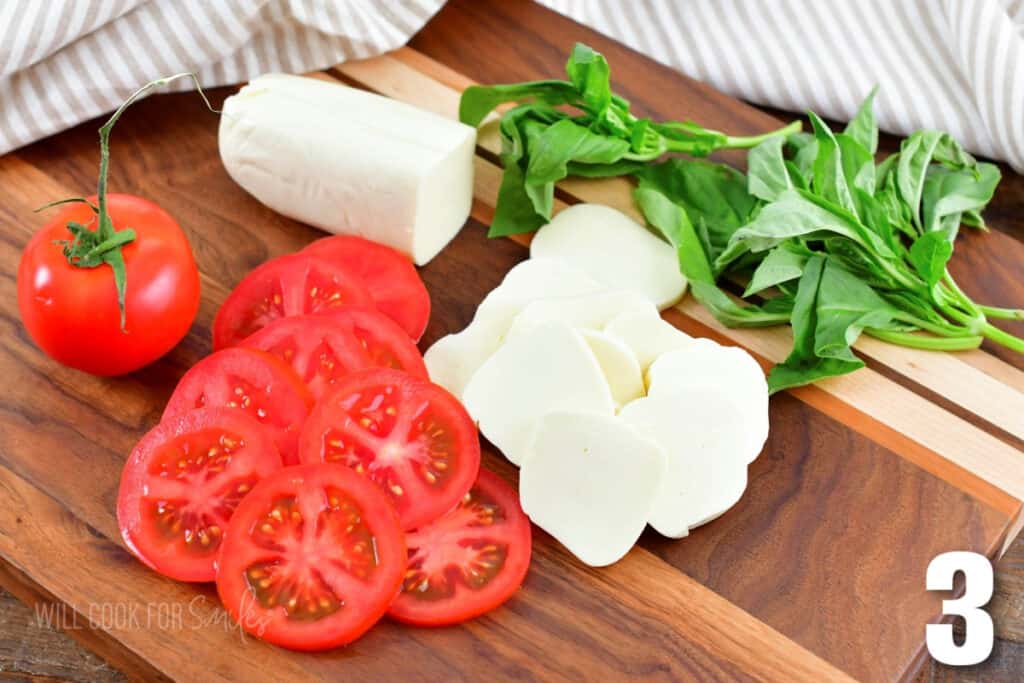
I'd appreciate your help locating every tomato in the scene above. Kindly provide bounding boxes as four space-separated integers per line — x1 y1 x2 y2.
117 408 283 582
388 468 531 625
215 463 405 650
212 253 373 349
298 368 480 531
304 235 431 341
239 309 428 401
17 194 200 375
164 348 313 465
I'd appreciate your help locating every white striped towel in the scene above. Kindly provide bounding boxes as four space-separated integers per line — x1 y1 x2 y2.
0 0 444 156
540 0 1024 171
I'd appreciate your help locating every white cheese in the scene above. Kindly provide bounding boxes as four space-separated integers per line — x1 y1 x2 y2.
519 411 667 566
580 330 644 409
619 387 750 537
505 289 655 341
219 73 475 265
424 258 602 397
462 321 615 466
646 342 769 463
603 308 694 371
530 203 688 309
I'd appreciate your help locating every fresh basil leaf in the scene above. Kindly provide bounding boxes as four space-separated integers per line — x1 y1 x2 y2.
787 131 818 181
908 230 953 286
813 257 905 359
565 43 612 116
489 157 547 237
565 159 648 177
920 162 1000 239
961 208 986 229
835 132 875 195
744 244 809 297
896 131 978 230
843 87 878 155
459 81 579 127
809 112 857 215
748 136 793 201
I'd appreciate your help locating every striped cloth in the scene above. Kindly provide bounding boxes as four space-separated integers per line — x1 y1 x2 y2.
0 0 444 156
540 0 1024 171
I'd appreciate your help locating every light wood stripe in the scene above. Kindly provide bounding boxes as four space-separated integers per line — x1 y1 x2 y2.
332 49 1024 514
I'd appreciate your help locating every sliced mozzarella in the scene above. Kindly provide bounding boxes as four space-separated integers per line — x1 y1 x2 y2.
462 322 615 465
506 289 655 341
619 388 750 537
530 203 688 310
519 411 667 566
219 74 475 265
646 343 769 463
424 259 602 397
580 330 644 409
603 308 694 371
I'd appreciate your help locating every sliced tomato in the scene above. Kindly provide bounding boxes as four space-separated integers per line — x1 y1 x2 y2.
164 348 313 465
117 408 283 582
298 368 480 530
388 468 531 625
304 235 430 341
215 463 405 650
212 253 373 349
239 309 427 401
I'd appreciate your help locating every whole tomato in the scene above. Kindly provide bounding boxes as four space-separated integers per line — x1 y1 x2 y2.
17 193 200 376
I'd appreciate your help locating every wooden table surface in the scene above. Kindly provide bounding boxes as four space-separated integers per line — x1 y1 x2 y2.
1 1 1022 681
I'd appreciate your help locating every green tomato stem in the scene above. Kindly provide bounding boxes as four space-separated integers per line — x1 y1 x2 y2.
864 328 982 351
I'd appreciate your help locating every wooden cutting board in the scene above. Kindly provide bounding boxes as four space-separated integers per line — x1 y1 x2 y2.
1 1 1022 681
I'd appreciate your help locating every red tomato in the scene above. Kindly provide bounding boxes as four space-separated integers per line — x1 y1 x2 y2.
215 463 406 650
388 468 531 625
17 194 200 375
298 368 480 530
164 348 313 465
304 235 431 341
117 408 283 582
239 309 428 401
212 253 372 349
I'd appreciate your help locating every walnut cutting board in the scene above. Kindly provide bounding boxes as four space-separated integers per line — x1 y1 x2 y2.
1 1 1022 681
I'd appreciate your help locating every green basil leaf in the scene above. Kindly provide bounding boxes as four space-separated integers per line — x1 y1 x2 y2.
920 162 1000 239
908 230 953 286
835 132 875 195
810 112 857 215
744 244 809 297
842 87 878 155
459 81 579 127
565 43 612 115
488 158 547 237
813 258 904 359
748 136 793 201
896 131 978 230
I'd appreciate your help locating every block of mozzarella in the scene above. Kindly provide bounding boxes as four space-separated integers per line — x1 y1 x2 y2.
646 342 769 463
462 321 615 465
603 308 694 370
505 289 656 341
519 411 667 566
530 203 688 309
619 387 750 537
219 73 475 265
580 330 644 409
424 258 603 397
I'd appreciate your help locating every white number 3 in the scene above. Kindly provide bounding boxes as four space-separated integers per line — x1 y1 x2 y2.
926 551 994 666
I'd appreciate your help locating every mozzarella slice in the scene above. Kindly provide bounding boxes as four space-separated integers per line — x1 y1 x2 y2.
462 322 615 465
603 308 694 371
580 330 644 409
619 388 750 537
530 203 688 309
519 411 667 566
646 343 769 463
424 259 602 397
506 289 655 341
219 73 475 265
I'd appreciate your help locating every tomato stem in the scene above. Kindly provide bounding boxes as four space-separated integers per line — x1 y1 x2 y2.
42 73 218 331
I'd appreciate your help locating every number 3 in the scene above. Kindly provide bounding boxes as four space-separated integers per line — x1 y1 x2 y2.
926 551 994 666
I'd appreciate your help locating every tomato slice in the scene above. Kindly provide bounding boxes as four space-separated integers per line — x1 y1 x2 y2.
164 348 313 465
213 253 373 349
388 468 531 625
304 235 431 341
298 368 480 530
117 408 283 582
239 309 427 401
215 463 405 650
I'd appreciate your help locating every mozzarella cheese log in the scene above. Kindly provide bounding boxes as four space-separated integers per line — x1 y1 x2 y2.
530 203 688 309
603 308 694 371
505 289 656 341
619 388 750 537
519 411 667 566
424 259 602 397
462 322 615 465
219 73 475 265
646 342 769 463
580 330 644 409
